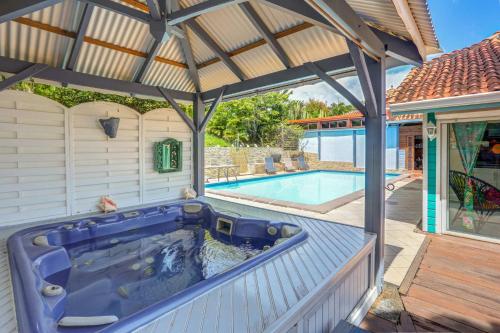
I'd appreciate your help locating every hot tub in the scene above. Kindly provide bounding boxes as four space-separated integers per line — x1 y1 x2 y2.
8 201 307 333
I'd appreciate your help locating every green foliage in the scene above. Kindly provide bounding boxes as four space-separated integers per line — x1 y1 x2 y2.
207 91 292 146
9 80 183 114
205 134 230 147
286 98 355 120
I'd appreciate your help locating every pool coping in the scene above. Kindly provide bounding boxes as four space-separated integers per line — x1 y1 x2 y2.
206 171 410 214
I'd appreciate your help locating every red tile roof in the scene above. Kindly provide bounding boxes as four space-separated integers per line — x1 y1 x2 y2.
288 109 422 125
389 32 500 104
288 110 364 124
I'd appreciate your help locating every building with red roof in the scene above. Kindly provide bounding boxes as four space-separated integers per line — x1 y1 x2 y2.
389 32 500 241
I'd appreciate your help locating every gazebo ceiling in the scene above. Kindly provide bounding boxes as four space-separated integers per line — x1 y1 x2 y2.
0 0 439 102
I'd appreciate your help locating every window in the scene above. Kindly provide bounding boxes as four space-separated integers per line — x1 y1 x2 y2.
351 119 363 127
321 122 329 129
337 120 347 128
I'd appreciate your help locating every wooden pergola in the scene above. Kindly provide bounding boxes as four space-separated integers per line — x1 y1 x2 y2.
0 0 439 286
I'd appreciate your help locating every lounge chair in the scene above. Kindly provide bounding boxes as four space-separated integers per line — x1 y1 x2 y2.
264 157 277 174
296 155 309 170
283 157 296 172
449 170 500 231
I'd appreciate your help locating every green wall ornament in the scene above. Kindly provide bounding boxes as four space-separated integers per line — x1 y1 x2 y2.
154 139 182 173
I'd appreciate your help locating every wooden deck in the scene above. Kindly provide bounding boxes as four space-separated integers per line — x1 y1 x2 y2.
0 197 376 333
401 235 500 333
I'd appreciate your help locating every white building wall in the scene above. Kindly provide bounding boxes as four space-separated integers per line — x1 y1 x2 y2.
320 131 354 163
300 136 318 154
0 91 192 227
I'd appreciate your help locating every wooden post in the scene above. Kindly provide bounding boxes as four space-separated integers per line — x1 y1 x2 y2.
364 58 386 287
193 92 205 195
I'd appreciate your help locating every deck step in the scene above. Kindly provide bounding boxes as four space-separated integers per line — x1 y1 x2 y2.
333 320 371 333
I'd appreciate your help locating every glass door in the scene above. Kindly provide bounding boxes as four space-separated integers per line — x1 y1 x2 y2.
447 120 500 239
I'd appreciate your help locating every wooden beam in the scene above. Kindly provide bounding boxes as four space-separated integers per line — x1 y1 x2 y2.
391 0 426 60
145 0 161 20
304 62 366 114
13 17 188 69
305 0 385 59
80 0 150 23
239 2 291 68
199 85 226 132
202 53 355 101
347 40 378 117
167 0 246 25
0 0 62 24
157 86 196 132
0 56 194 100
186 18 247 81
197 22 313 69
179 23 201 91
262 0 420 65
0 63 48 91
66 3 94 70
134 40 162 83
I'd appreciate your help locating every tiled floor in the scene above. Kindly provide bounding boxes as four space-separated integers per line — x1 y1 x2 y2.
206 176 425 286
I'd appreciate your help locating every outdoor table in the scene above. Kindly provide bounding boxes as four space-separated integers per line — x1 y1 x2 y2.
205 164 239 182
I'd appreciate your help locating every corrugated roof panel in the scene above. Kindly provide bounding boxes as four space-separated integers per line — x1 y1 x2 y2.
86 6 152 53
186 25 217 63
347 0 410 40
252 1 304 33
232 44 285 79
26 0 80 31
180 0 208 7
141 61 195 92
194 5 261 52
75 43 141 81
198 62 240 92
407 0 440 50
279 26 348 65
157 37 185 63
0 21 72 68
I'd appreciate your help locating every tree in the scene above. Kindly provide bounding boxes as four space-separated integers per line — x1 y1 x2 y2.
330 102 355 116
206 92 292 146
302 98 330 118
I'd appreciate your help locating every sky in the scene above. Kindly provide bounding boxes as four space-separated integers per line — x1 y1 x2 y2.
290 0 500 105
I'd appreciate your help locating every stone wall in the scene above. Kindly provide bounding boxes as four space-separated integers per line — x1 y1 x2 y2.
205 147 296 177
304 152 363 172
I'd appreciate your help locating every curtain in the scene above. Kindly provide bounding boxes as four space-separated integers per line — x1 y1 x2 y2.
452 122 487 229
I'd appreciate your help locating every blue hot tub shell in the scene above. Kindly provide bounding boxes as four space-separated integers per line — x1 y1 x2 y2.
8 200 307 333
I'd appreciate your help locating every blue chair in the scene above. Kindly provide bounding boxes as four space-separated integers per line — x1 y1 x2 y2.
297 155 309 170
264 157 277 174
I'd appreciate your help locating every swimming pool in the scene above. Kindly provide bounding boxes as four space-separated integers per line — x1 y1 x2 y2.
8 201 306 333
206 170 402 212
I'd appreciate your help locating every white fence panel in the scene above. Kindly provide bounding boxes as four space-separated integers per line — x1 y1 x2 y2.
143 109 192 203
70 102 141 214
0 91 69 226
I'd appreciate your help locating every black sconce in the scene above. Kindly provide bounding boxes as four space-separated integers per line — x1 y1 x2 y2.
99 117 120 138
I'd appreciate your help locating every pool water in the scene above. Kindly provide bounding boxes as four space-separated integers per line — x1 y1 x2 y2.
48 223 262 318
207 170 399 205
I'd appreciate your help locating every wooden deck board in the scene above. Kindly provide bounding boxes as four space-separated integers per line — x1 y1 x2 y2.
402 235 500 333
0 197 376 333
